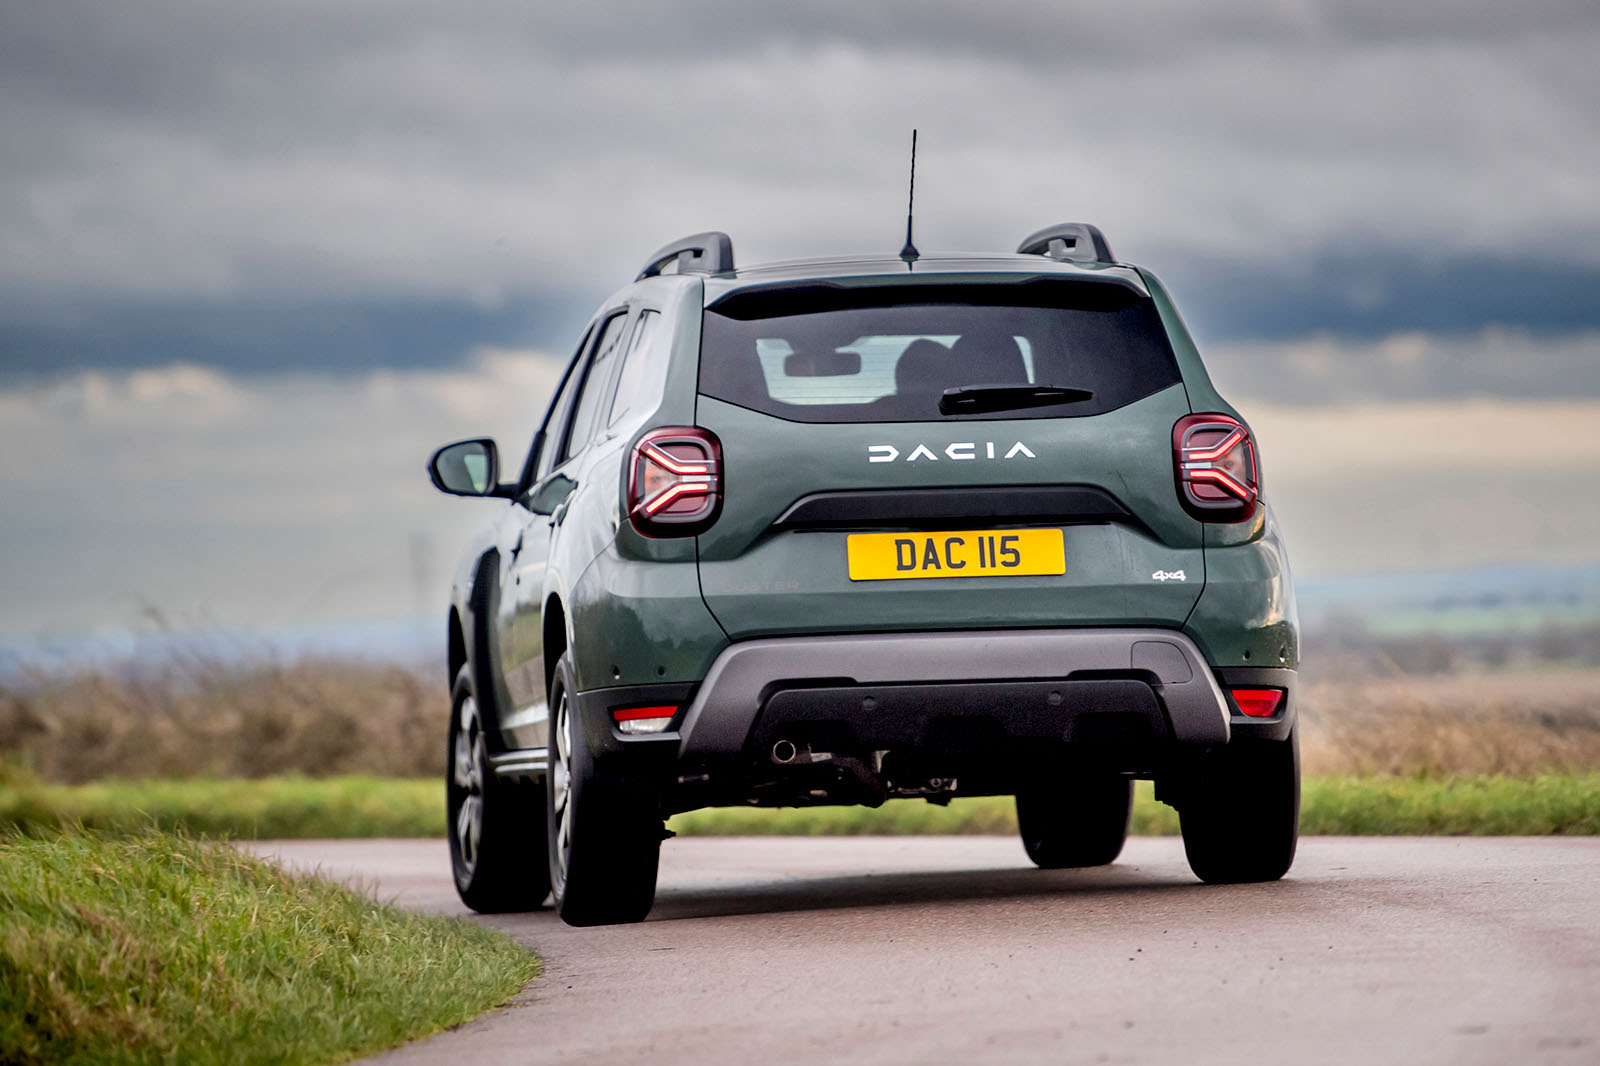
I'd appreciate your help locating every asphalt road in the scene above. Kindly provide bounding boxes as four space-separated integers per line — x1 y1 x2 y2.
250 836 1600 1066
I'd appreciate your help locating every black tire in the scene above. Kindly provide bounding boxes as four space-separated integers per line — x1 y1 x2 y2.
1016 773 1133 868
1178 729 1300 884
447 664 551 913
546 652 661 926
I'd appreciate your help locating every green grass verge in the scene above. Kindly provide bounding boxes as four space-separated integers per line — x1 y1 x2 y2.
0 829 538 1066
1 773 444 838
669 774 1600 836
4 770 1597 839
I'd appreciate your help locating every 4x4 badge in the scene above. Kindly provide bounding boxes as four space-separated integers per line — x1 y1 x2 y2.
1152 569 1187 582
868 442 1037 463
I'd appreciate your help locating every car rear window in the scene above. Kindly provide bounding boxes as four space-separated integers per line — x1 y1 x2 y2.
698 280 1181 423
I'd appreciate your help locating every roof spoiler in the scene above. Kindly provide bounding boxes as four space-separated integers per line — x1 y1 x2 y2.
636 231 735 281
1016 223 1115 265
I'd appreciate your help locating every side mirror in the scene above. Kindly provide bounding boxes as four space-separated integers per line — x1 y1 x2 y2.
428 438 506 498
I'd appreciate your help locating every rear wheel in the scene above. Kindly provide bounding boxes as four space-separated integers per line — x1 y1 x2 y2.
1178 730 1300 884
447 664 551 913
1016 772 1133 868
546 652 662 926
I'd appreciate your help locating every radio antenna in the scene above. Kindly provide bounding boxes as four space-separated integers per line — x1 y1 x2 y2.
899 129 919 261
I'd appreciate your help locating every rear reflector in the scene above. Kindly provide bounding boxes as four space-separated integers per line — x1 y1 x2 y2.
612 705 678 735
1230 688 1284 718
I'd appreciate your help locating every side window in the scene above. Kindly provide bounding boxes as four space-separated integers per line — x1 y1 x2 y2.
607 310 667 427
560 312 629 464
527 325 592 482
536 329 594 479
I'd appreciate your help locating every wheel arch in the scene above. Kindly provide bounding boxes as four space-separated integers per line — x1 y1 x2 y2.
465 548 507 739
447 607 468 689
543 593 568 696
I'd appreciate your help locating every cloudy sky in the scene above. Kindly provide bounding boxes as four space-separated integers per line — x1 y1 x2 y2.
1 1 1598 645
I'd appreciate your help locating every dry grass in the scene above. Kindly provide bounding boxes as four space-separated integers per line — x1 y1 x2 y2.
0 657 442 784
4 654 1599 784
1299 668 1600 776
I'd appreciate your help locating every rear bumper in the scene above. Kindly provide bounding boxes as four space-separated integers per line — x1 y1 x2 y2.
677 627 1240 758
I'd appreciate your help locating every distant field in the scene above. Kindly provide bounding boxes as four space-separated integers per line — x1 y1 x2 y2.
1298 668 1600 776
4 770 1597 839
4 657 1600 784
3 655 1599 839
0 657 441 783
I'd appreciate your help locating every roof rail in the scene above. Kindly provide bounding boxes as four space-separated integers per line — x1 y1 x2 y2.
636 231 735 281
1016 223 1115 265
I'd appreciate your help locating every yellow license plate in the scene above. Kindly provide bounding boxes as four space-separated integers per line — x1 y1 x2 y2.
847 528 1065 581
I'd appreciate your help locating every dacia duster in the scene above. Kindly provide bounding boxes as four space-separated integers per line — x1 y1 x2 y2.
428 224 1299 926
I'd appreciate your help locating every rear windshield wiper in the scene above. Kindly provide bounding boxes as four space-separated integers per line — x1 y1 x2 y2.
938 384 1094 416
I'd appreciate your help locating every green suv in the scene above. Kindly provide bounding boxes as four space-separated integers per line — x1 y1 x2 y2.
428 224 1299 926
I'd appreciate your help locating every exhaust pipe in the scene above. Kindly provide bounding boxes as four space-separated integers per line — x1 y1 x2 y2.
771 739 798 765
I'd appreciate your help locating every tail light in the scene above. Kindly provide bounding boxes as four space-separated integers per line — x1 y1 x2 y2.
1230 688 1284 718
612 705 678 735
628 427 722 537
1173 413 1260 522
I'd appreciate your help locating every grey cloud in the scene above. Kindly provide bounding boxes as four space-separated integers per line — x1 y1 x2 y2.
8 1 1597 82
1204 328 1600 406
8 255 1600 378
0 1 1597 332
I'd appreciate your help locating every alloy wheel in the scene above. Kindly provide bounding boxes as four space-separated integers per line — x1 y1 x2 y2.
452 694 485 875
550 688 573 884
